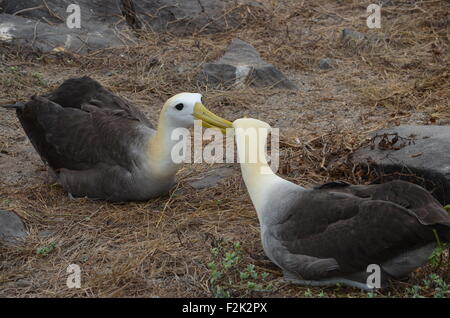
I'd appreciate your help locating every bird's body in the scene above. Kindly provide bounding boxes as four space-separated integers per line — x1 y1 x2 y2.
233 118 450 290
5 77 232 201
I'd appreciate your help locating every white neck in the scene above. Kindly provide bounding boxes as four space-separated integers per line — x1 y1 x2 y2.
235 128 299 221
240 162 285 215
148 114 183 179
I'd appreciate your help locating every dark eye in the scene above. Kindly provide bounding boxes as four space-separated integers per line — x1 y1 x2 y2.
175 103 184 111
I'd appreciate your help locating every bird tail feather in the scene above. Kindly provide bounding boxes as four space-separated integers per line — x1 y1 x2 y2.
2 102 26 109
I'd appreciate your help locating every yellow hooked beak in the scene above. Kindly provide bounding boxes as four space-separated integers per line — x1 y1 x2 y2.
193 103 233 134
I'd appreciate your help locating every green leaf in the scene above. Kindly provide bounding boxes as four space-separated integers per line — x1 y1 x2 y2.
211 247 220 257
247 281 256 289
207 262 217 271
223 262 232 270
240 272 249 280
36 242 56 256
215 286 230 298
444 205 450 214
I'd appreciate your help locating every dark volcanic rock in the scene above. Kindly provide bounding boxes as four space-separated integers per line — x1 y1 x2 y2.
0 0 132 53
0 0 263 53
341 28 387 49
341 29 367 43
198 39 297 89
133 0 259 35
319 58 333 70
0 210 27 245
0 13 129 54
189 167 235 189
2 0 123 28
352 125 450 205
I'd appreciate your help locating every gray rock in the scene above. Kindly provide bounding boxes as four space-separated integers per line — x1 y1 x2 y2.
189 167 235 189
319 58 333 70
351 125 450 204
0 0 263 54
342 29 367 42
2 0 124 28
198 39 297 89
38 230 54 238
133 0 253 35
341 28 387 48
0 2 132 54
0 210 27 245
15 279 32 288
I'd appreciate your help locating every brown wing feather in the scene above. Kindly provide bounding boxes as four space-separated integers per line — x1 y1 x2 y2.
43 76 153 128
334 180 450 226
16 95 151 172
273 180 450 275
11 76 155 172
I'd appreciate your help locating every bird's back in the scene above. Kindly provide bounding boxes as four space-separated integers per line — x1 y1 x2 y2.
267 180 450 279
42 76 153 127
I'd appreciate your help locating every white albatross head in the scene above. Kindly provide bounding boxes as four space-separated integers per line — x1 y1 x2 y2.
148 93 232 178
161 93 232 133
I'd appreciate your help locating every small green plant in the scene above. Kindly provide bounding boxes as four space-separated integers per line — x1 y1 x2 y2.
406 285 423 298
207 262 222 286
406 274 449 298
317 290 328 298
36 242 56 256
32 72 48 87
223 250 239 270
428 229 449 267
444 205 450 214
367 291 377 298
211 247 220 257
428 244 449 267
207 241 273 297
2 199 11 207
214 286 230 298
303 288 328 298
424 274 449 298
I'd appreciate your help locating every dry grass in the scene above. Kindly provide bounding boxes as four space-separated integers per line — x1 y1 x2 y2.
0 0 449 297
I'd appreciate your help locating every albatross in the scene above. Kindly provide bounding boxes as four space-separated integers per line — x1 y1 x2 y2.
233 118 450 290
4 76 232 201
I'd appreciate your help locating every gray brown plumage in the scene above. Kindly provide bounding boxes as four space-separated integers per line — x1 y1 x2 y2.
233 118 450 290
4 76 232 201
267 180 450 288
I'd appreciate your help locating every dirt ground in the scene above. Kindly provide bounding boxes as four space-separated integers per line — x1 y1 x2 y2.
0 0 449 297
